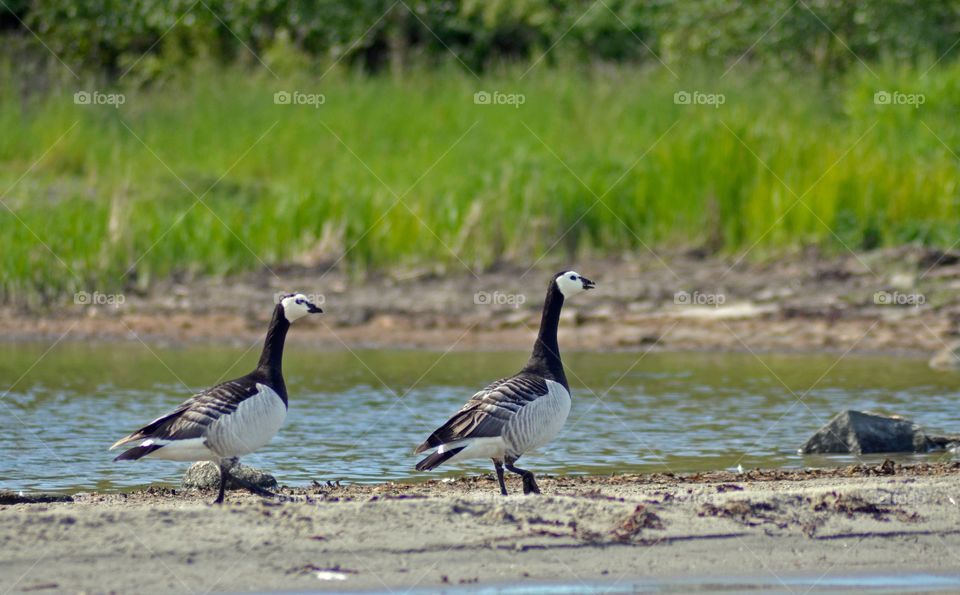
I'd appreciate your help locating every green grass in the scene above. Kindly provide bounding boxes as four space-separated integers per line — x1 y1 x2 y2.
1 60 959 302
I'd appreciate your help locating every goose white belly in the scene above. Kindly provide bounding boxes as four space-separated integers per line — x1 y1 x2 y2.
206 383 287 457
140 438 219 462
503 379 571 457
143 383 287 461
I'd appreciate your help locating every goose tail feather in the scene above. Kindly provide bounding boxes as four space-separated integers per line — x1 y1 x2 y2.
415 447 464 471
113 443 164 462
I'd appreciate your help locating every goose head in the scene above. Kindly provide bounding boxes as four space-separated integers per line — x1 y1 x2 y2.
553 271 595 297
279 293 323 322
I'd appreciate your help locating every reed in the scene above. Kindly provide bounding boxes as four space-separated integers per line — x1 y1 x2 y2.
1 61 956 301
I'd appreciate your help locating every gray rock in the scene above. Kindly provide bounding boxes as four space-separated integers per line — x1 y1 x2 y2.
800 410 959 454
182 461 278 491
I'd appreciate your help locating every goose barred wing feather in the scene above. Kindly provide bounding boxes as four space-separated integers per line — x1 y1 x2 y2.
416 373 549 453
111 379 259 448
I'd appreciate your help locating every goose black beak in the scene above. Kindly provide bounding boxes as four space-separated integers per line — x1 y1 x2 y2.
581 277 596 290
307 302 323 314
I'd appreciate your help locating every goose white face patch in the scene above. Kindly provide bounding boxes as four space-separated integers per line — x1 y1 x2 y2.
555 271 586 297
281 293 316 322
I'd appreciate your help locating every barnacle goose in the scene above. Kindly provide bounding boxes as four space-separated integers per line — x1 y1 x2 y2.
415 271 595 495
110 293 322 503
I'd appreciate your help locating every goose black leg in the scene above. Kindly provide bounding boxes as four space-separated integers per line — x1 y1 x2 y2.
214 461 228 504
493 459 508 496
213 458 276 503
505 460 540 495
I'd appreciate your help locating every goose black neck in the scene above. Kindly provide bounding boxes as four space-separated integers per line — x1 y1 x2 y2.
257 305 290 379
524 283 568 388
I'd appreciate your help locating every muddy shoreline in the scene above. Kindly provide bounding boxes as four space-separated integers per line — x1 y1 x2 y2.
5 248 960 359
3 462 960 593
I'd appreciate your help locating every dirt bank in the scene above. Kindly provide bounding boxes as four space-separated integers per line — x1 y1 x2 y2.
2 462 960 593
5 247 960 357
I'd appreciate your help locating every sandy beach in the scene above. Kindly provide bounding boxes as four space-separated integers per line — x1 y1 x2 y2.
3 462 960 593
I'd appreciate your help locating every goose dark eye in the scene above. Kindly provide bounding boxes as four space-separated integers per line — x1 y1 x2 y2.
569 274 577 280
296 299 304 304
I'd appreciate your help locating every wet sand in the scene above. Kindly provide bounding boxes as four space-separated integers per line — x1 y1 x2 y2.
3 462 960 593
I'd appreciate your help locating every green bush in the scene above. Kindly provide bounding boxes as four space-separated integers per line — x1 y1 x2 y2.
7 1 960 79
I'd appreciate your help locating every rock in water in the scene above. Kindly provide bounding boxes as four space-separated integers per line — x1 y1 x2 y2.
800 410 951 454
182 461 278 491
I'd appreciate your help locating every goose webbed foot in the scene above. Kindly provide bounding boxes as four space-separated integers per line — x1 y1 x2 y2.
505 461 540 495
230 475 278 499
493 459 508 496
522 475 541 495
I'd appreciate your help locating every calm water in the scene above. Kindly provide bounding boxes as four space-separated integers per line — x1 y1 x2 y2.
1 342 958 493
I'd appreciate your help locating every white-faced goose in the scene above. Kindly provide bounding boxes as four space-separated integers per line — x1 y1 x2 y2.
110 293 322 503
415 271 595 495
